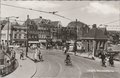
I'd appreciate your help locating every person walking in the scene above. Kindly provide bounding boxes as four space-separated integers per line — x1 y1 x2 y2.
100 51 107 67
73 41 77 56
20 49 24 60
64 43 69 54
109 54 114 67
11 48 16 60
34 47 40 62
38 47 43 61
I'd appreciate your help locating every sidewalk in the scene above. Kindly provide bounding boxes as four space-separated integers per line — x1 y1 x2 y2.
69 51 120 63
2 53 36 78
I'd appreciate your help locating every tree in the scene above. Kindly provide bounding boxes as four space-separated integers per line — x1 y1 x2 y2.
112 33 119 44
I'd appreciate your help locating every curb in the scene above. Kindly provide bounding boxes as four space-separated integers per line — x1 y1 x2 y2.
30 63 37 78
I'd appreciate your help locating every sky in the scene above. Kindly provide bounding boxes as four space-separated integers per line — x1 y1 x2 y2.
1 1 120 31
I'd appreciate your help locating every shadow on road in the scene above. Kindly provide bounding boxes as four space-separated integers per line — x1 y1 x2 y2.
83 57 95 60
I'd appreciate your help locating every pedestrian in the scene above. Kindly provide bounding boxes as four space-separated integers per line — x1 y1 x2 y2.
73 41 77 56
11 48 16 60
64 43 69 54
100 51 107 67
1 40 5 50
34 47 39 62
20 49 24 60
38 48 43 61
109 54 114 67
62 43 65 51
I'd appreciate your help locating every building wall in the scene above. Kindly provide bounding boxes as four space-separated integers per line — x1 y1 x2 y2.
1 30 11 45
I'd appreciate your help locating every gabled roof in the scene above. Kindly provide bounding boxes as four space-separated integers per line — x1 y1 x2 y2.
0 20 8 30
32 18 50 27
2 22 20 30
32 18 42 24
82 27 108 40
50 21 61 27
98 27 108 35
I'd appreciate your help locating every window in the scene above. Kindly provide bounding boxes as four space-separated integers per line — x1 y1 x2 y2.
19 34 21 39
24 30 26 32
14 34 17 39
24 34 26 39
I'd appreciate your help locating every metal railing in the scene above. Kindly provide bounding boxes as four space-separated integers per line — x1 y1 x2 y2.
0 59 18 77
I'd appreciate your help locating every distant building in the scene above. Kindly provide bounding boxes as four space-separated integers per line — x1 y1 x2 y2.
1 21 18 46
80 24 108 57
67 21 90 41
11 16 63 46
50 21 62 42
12 15 39 46
32 16 62 43
12 24 27 46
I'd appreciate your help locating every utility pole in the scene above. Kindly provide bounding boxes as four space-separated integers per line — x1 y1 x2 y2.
7 18 10 50
76 19 77 41
73 19 78 55
0 0 1 48
26 15 29 57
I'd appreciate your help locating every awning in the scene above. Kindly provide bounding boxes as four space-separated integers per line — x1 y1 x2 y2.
28 41 39 43
39 40 46 42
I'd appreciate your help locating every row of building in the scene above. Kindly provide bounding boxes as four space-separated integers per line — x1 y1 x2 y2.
1 15 90 47
1 15 120 65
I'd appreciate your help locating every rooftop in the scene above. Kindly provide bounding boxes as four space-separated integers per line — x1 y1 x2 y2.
81 27 108 40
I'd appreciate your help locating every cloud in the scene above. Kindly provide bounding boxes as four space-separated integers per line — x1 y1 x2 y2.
82 2 119 15
17 1 60 9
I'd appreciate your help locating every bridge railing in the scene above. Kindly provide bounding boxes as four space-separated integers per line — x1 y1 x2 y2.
0 59 18 77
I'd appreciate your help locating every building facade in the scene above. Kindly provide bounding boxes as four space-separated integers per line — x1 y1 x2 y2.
12 25 27 46
80 24 108 57
65 21 90 41
32 17 62 43
11 16 63 46
12 15 39 46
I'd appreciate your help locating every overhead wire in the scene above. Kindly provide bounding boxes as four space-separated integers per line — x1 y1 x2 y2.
103 19 120 25
2 3 120 25
1 3 72 21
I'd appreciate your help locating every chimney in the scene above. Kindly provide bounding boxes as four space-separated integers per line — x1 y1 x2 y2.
92 24 97 28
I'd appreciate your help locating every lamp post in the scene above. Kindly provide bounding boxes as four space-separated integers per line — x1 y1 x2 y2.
76 19 77 41
26 15 30 57
6 16 18 52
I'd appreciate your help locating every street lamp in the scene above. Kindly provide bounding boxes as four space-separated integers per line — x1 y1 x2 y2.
6 16 19 53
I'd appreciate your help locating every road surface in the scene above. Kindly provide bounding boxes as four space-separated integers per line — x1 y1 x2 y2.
32 49 120 78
